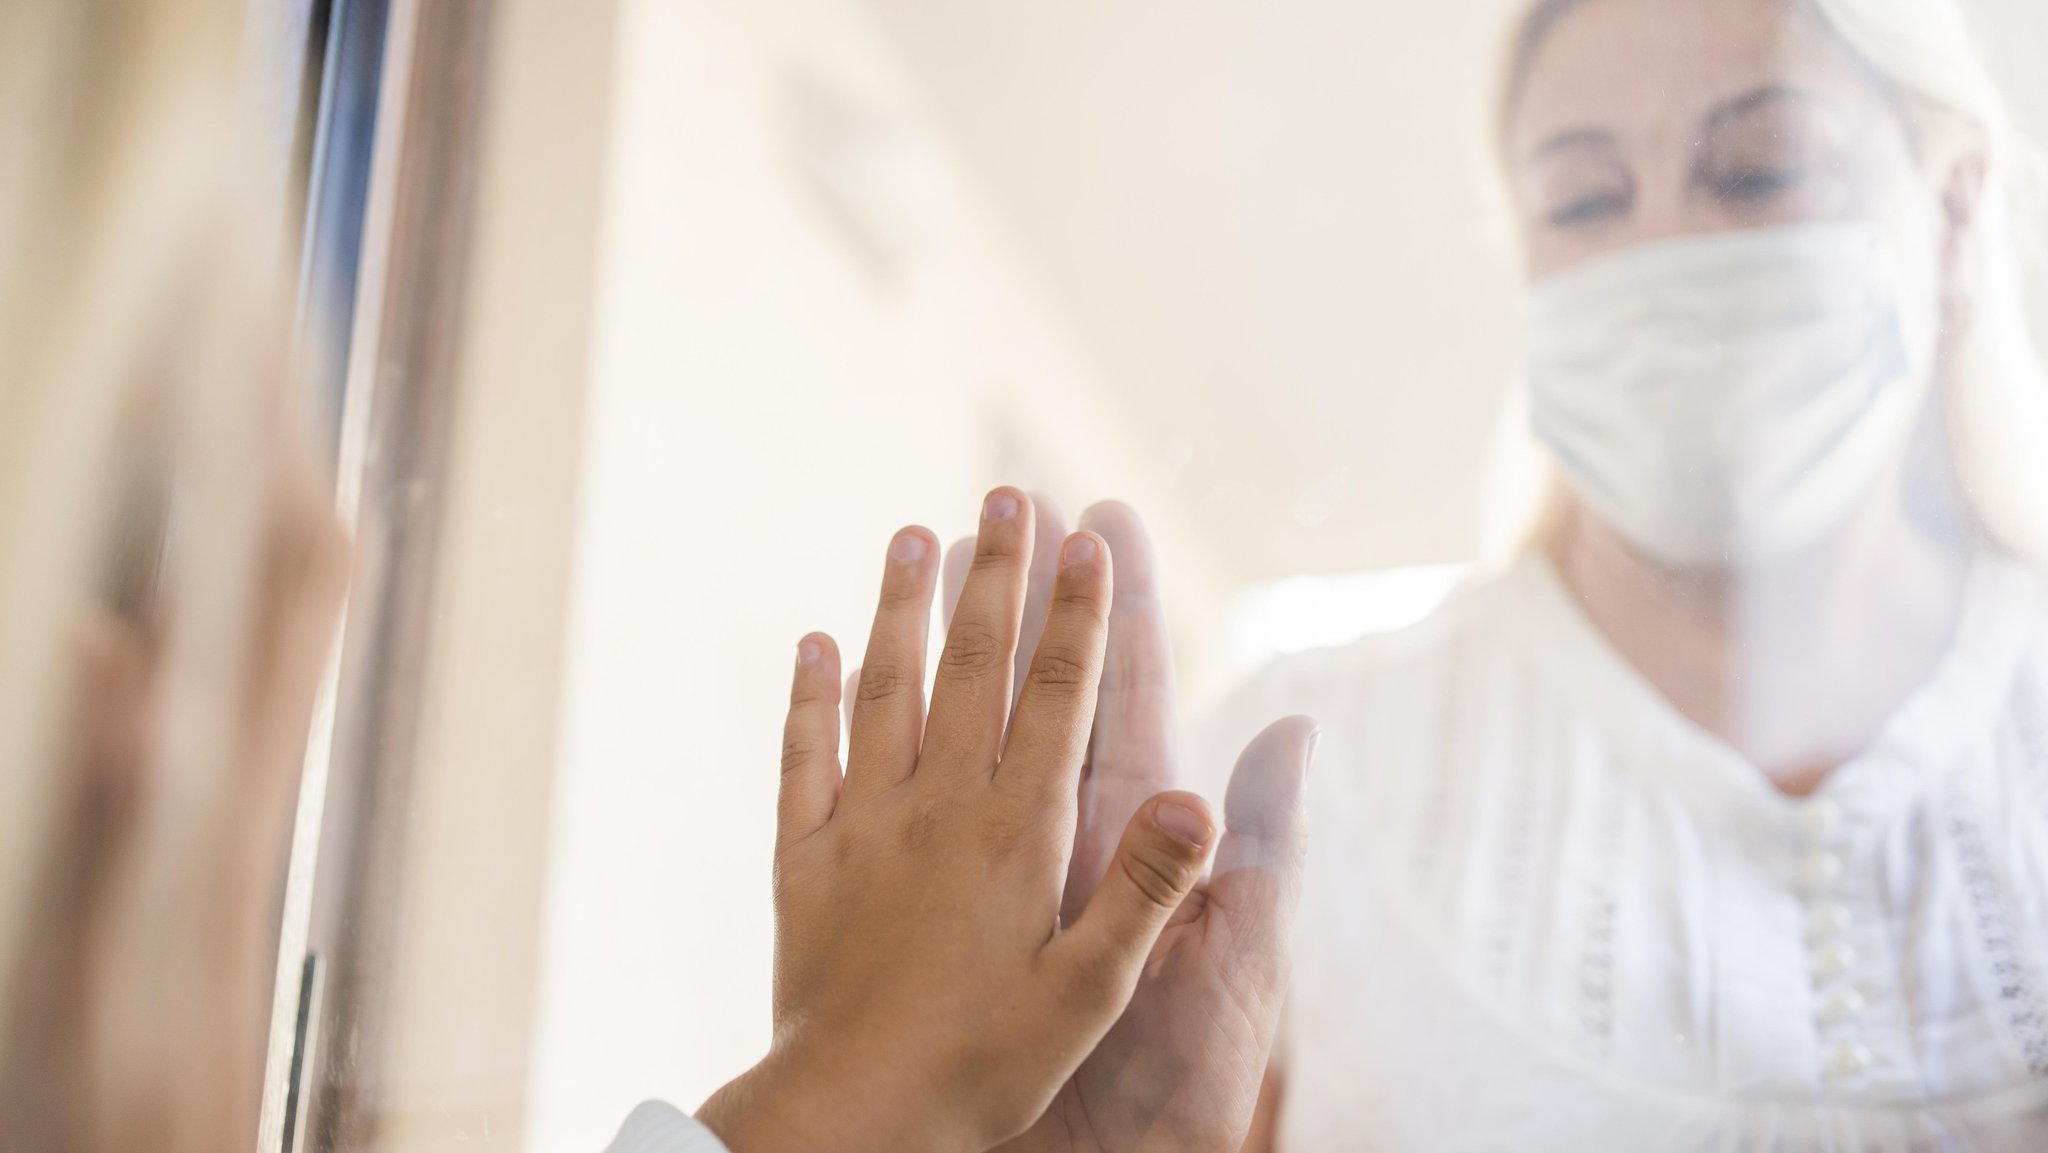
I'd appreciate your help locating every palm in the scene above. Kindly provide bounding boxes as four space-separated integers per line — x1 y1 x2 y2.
933 500 1310 1153
1026 837 1299 1153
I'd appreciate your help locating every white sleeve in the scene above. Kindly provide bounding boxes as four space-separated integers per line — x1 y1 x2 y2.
604 1101 733 1153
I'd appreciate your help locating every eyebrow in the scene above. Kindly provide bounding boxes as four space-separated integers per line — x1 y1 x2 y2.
1526 127 1618 164
1699 83 1826 136
1524 83 1837 166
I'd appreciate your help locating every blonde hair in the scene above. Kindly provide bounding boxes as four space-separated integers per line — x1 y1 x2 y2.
1478 0 2048 568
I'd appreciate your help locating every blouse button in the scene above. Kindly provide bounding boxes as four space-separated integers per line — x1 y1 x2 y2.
1800 851 1845 891
1826 1042 1873 1079
1798 800 1844 838
1819 986 1867 1024
1807 902 1852 938
1813 942 1859 980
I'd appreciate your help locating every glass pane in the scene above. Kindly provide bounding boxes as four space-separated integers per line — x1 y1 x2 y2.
532 1 2048 1148
15 1 2048 1151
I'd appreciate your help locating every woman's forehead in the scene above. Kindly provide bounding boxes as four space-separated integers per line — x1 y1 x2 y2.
1511 0 1879 155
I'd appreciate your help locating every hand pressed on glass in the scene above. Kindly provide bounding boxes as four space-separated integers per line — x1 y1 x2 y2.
696 490 1313 1153
947 500 1315 1153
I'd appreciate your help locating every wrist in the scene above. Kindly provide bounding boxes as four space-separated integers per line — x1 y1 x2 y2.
695 1059 826 1153
696 1041 971 1153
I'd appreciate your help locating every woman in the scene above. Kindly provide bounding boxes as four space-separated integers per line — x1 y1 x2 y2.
1206 0 2048 1146
880 0 2048 1146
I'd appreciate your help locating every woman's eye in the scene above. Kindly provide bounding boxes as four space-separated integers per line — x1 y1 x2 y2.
1712 165 1805 203
1546 189 1630 229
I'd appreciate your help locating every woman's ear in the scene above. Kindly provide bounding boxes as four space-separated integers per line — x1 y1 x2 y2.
1939 150 1989 329
1942 152 1988 246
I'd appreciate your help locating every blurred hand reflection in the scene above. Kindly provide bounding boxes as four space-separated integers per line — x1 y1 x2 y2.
942 500 1314 1153
0 407 349 1153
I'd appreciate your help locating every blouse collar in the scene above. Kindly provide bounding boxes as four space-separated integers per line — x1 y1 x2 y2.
1502 548 2043 835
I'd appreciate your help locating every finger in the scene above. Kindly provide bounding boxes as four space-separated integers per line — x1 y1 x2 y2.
778 633 844 845
934 495 1062 740
1013 492 1069 694
843 527 938 796
921 488 1033 776
995 531 1110 805
1203 716 1317 1007
1063 502 1176 922
1043 790 1215 1012
940 536 974 631
840 666 861 733
237 437 351 829
64 614 152 826
1078 500 1175 791
1213 715 1316 880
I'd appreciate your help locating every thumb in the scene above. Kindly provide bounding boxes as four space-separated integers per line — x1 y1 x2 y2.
1043 790 1214 1012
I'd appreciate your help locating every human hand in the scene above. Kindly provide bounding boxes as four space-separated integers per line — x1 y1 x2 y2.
696 490 1233 1153
0 404 350 1153
940 500 1314 1153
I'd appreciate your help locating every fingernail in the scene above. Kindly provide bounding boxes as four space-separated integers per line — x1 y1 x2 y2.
890 532 928 563
797 638 823 667
983 490 1020 521
1061 534 1098 567
1154 800 1213 848
1306 727 1322 777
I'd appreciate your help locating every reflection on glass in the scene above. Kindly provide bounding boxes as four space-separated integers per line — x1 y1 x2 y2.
553 0 2048 1149
1228 0 2048 1148
12 0 2048 1151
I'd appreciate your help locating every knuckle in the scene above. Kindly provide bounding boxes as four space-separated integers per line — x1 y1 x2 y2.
876 573 927 610
877 587 922 612
779 730 827 776
974 531 1030 563
938 625 1006 678
1052 581 1108 614
1026 648 1094 696
1118 848 1192 911
897 795 949 852
854 662 916 704
983 805 1050 861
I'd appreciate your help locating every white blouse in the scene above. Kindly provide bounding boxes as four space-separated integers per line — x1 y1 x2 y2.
605 1101 729 1153
1196 553 2048 1152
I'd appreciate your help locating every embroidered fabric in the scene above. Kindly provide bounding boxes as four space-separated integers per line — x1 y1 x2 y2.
1191 553 2048 1151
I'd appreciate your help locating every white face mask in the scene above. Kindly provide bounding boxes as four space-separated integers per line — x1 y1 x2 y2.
1525 221 1939 568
